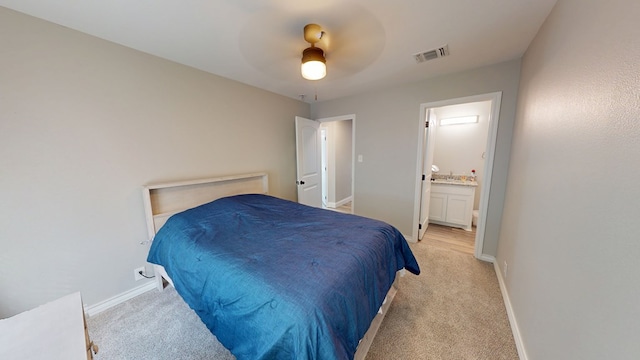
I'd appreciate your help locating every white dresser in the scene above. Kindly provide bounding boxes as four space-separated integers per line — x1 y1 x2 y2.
0 292 97 360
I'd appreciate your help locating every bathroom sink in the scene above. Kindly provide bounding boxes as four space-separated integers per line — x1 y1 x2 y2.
432 179 477 186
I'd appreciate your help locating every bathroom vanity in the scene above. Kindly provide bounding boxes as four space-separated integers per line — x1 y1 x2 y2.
429 179 477 231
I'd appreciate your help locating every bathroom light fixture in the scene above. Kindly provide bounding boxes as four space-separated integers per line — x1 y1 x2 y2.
301 24 326 80
440 115 479 126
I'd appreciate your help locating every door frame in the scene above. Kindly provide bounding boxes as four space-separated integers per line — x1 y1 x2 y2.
316 114 356 213
411 92 502 261
320 128 328 207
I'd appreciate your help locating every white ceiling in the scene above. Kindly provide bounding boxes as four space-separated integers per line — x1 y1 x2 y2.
0 0 557 103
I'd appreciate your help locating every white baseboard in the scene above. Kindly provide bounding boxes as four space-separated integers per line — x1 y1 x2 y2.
494 261 528 360
402 233 416 243
478 254 496 263
84 281 156 318
326 195 353 208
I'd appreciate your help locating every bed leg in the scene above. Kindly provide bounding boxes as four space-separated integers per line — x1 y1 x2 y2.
153 265 164 291
155 275 163 291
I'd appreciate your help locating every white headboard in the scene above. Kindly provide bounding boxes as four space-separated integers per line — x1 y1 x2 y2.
142 172 269 242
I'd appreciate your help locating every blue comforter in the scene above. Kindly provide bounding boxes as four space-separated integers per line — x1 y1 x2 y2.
147 194 420 360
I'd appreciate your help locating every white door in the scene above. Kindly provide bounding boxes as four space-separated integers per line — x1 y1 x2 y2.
418 110 437 239
295 116 322 208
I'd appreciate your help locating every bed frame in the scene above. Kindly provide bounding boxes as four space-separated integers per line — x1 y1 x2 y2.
141 172 397 360
142 172 269 290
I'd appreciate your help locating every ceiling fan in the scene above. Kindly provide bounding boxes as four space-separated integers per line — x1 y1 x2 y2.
301 24 326 80
237 5 384 92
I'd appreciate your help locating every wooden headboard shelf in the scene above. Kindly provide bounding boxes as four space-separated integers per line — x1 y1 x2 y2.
142 172 268 241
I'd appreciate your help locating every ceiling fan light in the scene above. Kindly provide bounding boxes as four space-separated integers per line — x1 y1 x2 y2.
301 46 326 80
301 61 326 80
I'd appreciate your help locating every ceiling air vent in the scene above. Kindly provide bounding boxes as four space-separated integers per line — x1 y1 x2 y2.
413 44 449 63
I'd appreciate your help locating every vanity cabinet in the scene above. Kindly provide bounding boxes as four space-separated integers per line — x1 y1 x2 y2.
429 183 475 231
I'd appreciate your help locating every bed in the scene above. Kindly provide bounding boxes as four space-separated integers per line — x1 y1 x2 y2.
142 173 420 360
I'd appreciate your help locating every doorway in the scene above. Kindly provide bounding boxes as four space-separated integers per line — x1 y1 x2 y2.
319 115 354 214
296 114 355 213
412 92 502 261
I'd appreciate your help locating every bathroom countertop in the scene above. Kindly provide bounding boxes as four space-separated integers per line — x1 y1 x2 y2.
431 179 479 187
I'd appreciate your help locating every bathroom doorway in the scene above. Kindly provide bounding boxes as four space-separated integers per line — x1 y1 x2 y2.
412 92 502 261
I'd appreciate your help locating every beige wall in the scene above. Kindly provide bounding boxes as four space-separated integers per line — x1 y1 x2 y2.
497 0 640 358
311 59 521 257
333 119 353 203
0 8 309 317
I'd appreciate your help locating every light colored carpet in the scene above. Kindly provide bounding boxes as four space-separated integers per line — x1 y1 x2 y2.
87 285 233 360
366 242 518 359
87 241 518 359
